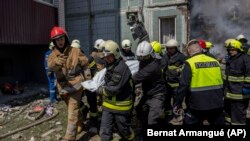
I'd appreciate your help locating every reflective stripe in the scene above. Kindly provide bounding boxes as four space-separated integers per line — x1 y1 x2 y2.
89 60 96 68
129 79 134 92
89 112 98 117
168 83 179 88
191 85 223 92
50 90 55 92
165 110 173 116
227 76 244 82
103 102 132 111
245 77 250 82
225 116 231 123
226 92 250 100
105 98 132 106
168 65 178 70
231 122 246 125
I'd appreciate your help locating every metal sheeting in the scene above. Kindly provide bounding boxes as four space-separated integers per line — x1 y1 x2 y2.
0 0 58 45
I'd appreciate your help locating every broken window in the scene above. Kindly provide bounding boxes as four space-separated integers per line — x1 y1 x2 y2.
159 17 176 44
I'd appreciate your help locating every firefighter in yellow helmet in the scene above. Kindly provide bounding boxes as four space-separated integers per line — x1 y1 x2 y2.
164 39 187 124
151 41 168 69
224 39 250 125
236 34 250 55
96 40 134 141
174 39 224 125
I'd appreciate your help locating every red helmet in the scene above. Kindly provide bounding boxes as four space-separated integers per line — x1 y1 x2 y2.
198 39 206 49
50 26 67 39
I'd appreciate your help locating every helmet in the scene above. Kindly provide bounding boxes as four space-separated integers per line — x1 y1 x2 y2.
50 26 67 40
49 42 54 50
136 41 153 57
151 41 162 54
103 40 120 59
121 39 132 49
198 39 206 49
166 39 179 48
205 41 214 48
228 39 243 52
224 39 234 48
71 39 81 48
236 34 247 41
94 39 105 50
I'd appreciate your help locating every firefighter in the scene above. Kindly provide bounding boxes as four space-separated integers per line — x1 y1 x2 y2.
96 40 134 141
44 42 58 103
85 39 107 134
224 39 250 125
132 41 166 128
236 34 250 55
121 39 136 61
164 39 186 123
91 39 105 58
151 41 168 69
198 39 216 58
174 39 224 125
48 26 90 140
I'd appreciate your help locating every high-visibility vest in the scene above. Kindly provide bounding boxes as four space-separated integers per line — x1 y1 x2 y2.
186 54 223 92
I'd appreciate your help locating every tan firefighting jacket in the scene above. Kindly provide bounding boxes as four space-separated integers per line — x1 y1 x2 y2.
48 46 91 95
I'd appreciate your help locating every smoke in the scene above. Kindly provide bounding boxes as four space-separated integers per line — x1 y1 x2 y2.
190 0 250 58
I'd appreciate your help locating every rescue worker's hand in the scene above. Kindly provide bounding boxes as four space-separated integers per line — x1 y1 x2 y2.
173 105 182 116
55 55 67 66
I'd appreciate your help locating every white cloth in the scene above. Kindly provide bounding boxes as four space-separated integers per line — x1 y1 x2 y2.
81 68 106 92
125 60 139 75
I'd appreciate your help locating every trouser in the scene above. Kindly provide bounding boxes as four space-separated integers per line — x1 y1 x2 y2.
100 110 134 141
225 99 249 125
61 90 83 140
47 76 57 103
164 85 177 119
184 108 225 125
136 94 165 126
85 90 98 118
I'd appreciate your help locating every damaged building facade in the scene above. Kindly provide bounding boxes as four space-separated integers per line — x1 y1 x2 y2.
0 0 58 84
61 0 189 53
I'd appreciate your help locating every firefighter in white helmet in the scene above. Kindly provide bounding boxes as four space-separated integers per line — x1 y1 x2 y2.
164 39 187 124
96 40 134 141
236 34 250 55
120 39 135 61
132 41 166 135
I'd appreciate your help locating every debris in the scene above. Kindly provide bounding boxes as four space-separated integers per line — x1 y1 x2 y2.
55 133 62 141
29 136 35 141
55 121 61 126
45 105 54 117
33 106 44 112
11 133 22 140
41 128 56 138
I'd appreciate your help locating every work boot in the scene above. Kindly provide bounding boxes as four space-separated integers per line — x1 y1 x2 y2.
88 117 98 135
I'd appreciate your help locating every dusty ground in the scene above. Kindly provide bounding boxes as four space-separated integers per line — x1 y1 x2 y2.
0 85 122 141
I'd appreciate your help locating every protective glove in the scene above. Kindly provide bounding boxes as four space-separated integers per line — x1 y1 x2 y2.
55 55 67 66
242 88 250 95
173 105 182 116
